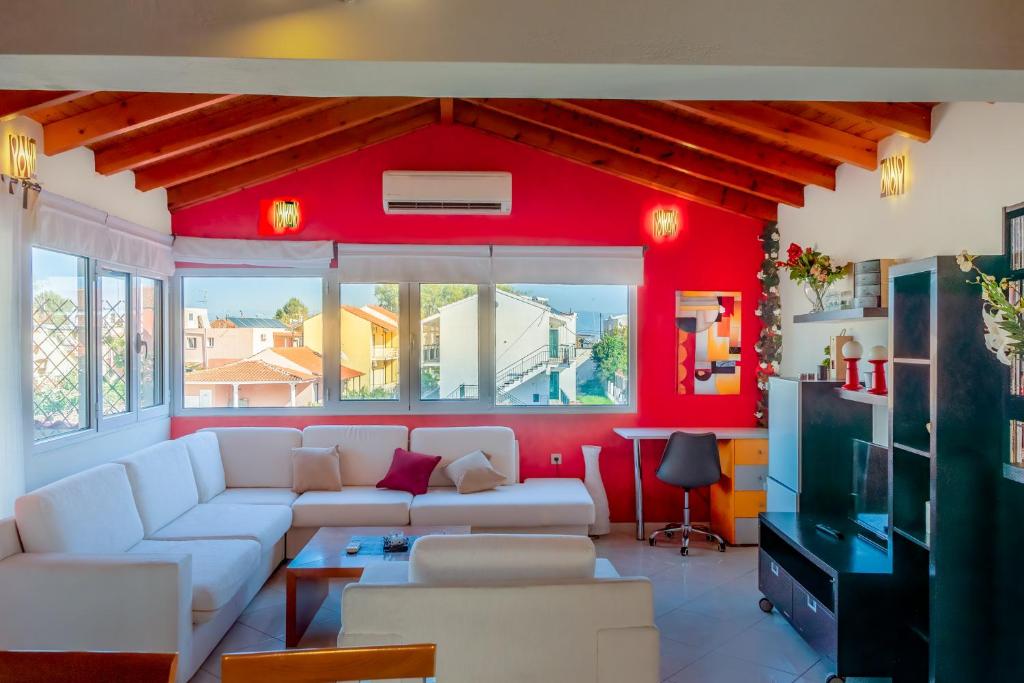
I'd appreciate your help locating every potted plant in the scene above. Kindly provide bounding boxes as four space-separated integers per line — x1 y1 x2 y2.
957 251 1024 365
776 243 848 313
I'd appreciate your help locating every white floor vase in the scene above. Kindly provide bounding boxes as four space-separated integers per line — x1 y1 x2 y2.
582 444 611 536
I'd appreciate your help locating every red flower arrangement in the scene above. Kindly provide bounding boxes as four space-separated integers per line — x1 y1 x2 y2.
776 242 847 312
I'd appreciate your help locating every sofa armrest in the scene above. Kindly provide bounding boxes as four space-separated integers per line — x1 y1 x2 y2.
0 552 192 659
597 625 660 683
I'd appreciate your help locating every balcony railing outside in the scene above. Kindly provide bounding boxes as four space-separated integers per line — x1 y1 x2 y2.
422 344 440 363
372 345 400 361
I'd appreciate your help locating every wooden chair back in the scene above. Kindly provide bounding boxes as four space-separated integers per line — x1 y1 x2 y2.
0 650 177 682
221 643 436 683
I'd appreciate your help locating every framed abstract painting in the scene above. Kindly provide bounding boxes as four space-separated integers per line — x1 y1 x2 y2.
676 290 741 395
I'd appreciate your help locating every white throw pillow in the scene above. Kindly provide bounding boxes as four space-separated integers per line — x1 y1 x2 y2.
444 450 505 494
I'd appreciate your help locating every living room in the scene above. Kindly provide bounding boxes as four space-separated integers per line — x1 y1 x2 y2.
1 3 1022 683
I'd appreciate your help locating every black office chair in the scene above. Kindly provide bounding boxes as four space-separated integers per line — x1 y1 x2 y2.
648 431 726 555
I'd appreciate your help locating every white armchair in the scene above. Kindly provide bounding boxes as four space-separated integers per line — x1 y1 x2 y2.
338 534 660 683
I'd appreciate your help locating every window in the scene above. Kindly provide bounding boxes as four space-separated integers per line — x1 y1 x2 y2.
31 247 168 443
99 270 130 416
32 249 89 440
419 284 479 401
495 284 630 406
175 272 633 414
180 276 323 409
340 283 400 401
138 277 163 410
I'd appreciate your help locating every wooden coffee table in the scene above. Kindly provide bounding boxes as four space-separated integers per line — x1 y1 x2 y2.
285 526 469 647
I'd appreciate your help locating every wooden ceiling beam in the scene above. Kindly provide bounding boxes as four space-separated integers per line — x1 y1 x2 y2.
454 101 776 222
471 98 803 207
43 93 239 155
559 99 835 190
137 97 431 192
167 102 438 212
0 90 93 120
807 101 933 142
665 101 878 169
94 96 341 175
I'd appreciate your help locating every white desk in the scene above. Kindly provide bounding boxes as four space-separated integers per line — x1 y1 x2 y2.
613 427 769 540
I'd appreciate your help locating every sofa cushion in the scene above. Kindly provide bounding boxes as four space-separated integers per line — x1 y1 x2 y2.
377 448 441 496
445 450 505 494
208 488 298 506
409 479 595 528
409 534 596 585
410 426 518 486
291 487 413 527
128 538 260 615
149 503 291 551
302 425 409 486
178 431 226 502
201 427 301 488
118 440 199 535
14 464 144 554
292 446 343 493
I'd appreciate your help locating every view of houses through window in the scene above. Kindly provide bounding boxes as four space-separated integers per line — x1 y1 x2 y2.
32 248 90 440
494 284 628 406
182 277 323 408
180 276 631 410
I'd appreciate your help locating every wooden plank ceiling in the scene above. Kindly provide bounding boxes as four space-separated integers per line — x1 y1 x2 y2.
0 92 936 221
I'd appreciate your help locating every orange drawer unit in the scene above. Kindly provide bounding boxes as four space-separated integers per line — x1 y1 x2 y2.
710 439 768 545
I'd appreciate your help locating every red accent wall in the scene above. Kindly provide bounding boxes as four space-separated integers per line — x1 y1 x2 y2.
171 124 764 524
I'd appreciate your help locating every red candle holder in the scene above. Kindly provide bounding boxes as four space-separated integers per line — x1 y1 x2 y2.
868 359 888 395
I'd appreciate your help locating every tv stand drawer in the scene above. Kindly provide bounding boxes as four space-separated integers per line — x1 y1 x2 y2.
794 584 838 661
759 550 794 620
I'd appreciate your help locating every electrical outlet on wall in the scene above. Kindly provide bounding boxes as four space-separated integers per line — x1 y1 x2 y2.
550 453 562 465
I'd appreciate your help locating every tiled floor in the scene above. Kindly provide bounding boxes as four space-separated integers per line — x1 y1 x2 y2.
189 529 864 682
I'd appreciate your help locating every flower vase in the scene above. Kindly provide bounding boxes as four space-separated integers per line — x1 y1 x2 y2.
582 445 610 536
802 281 832 313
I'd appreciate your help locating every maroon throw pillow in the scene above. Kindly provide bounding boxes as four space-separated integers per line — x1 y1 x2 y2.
377 448 442 495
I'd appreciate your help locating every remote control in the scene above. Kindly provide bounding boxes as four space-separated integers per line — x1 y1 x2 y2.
815 523 844 540
346 542 360 555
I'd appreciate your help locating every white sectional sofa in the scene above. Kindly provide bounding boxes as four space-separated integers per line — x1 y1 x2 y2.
339 534 659 683
0 425 594 682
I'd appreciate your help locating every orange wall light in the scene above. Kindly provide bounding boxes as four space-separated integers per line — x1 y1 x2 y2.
259 198 304 235
651 207 680 240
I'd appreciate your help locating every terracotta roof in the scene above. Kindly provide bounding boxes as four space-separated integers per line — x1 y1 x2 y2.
264 346 322 374
184 359 316 384
341 305 398 333
341 366 364 380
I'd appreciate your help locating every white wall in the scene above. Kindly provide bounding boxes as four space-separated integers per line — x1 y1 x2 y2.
0 116 171 234
1 115 173 492
778 102 1016 382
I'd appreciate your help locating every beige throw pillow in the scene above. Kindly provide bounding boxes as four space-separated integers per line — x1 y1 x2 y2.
445 449 505 494
291 446 342 493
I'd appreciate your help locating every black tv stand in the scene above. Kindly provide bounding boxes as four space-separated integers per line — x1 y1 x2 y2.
758 512 896 682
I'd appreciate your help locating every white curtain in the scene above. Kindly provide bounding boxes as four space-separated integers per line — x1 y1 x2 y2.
0 187 27 516
337 244 492 283
34 192 175 276
174 236 334 268
491 246 644 285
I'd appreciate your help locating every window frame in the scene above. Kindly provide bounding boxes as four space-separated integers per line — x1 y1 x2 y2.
30 248 170 453
171 268 637 417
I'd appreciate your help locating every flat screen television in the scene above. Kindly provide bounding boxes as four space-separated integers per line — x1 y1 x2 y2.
850 439 889 545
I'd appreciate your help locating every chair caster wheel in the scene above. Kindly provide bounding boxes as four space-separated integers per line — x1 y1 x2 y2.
648 538 656 547
680 547 689 556
718 543 727 552
758 597 774 613
825 675 844 683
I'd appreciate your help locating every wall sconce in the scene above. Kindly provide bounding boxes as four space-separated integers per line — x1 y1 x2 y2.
652 207 680 239
879 153 908 198
4 133 41 208
259 198 304 235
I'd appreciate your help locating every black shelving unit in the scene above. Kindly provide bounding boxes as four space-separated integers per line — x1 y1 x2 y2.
888 256 1004 682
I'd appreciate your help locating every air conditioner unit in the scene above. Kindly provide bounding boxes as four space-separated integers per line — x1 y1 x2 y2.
382 171 511 215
